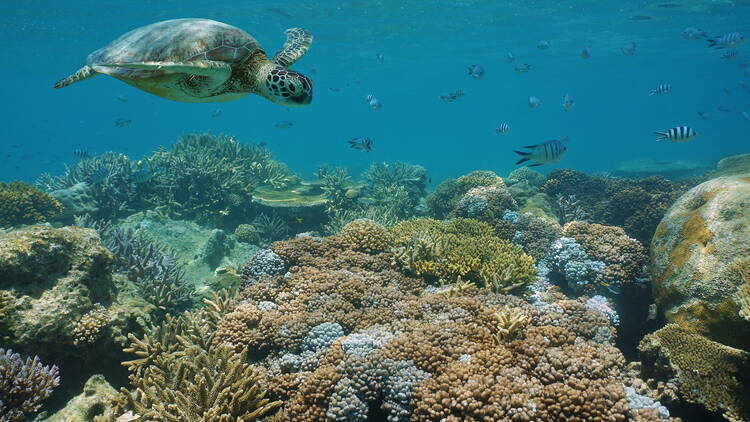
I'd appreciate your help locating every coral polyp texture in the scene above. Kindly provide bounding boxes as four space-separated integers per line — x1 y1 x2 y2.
426 170 505 219
0 348 60 422
0 182 62 227
338 218 393 253
390 217 536 292
650 174 750 350
212 234 679 421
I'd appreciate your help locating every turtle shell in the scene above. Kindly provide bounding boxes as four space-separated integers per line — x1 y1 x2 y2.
87 18 261 78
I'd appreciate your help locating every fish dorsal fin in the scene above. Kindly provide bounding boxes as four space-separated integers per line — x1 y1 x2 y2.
272 28 313 67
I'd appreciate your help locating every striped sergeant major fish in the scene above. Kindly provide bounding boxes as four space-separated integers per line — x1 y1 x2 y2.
707 32 745 49
495 122 510 134
654 126 697 142
514 137 568 167
722 50 739 60
649 83 672 96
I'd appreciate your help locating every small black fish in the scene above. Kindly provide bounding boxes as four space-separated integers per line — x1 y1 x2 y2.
309 68 318 75
117 95 128 103
657 3 681 8
468 64 485 79
329 87 341 92
376 53 385 62
630 15 653 21
275 120 294 129
439 90 465 102
74 148 92 159
211 109 223 118
348 137 373 152
115 118 132 127
87 168 109 184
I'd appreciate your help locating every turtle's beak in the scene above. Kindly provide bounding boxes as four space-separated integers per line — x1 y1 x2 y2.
290 92 312 105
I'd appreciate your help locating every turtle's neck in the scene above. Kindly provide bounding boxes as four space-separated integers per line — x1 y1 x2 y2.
231 49 270 95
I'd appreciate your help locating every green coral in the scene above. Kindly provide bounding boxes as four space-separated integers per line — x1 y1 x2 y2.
0 182 62 227
639 324 750 422
390 218 536 291
339 219 393 253
147 133 296 224
234 224 260 244
426 170 504 219
362 162 427 219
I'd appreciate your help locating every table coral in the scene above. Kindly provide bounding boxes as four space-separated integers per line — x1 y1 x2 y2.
0 182 62 227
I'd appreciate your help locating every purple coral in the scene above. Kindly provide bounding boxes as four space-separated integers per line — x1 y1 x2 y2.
241 249 286 284
0 348 60 422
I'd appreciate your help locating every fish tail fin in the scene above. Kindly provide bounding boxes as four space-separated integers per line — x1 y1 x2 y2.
529 163 543 167
654 131 666 142
347 140 356 148
648 91 656 96
707 39 719 48
514 150 531 165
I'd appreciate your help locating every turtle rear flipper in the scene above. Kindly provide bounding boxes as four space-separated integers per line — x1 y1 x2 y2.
272 28 313 67
94 60 232 79
54 65 98 88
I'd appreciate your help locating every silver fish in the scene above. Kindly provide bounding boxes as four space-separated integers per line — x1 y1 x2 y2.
514 138 568 166
116 95 128 103
514 63 531 74
708 32 745 49
114 118 132 127
364 94 382 110
697 111 712 120
682 27 706 40
621 42 637 56
73 148 92 159
211 109 223 118
506 52 515 62
717 105 730 112
468 64 485 79
562 94 575 112
650 83 672 96
537 40 550 50
581 46 591 59
348 137 373 152
376 53 385 62
528 96 542 108
495 122 510 134
654 126 697 142
722 50 739 60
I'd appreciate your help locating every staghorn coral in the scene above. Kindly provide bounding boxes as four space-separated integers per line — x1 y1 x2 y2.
316 165 356 213
426 170 505 219
38 152 152 220
639 324 750 422
253 213 290 244
0 348 60 422
390 218 536 291
146 133 296 224
338 218 393 253
0 182 62 227
362 161 427 219
322 205 399 235
492 307 528 343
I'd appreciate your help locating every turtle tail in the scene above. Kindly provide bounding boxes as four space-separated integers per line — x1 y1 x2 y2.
54 65 98 89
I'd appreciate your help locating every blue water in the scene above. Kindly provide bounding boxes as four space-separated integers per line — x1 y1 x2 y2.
1 0 749 184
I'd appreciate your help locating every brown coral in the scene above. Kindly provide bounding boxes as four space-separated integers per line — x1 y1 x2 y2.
337 218 393 253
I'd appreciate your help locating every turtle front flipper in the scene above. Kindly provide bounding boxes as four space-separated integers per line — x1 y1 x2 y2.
54 65 99 88
272 28 313 67
94 60 232 79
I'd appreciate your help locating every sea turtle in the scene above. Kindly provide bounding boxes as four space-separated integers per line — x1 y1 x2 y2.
54 18 313 106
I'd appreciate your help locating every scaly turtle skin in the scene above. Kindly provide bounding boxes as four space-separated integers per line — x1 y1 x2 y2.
54 18 313 106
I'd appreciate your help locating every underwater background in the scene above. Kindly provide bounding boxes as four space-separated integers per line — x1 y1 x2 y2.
2 1 750 422
2 0 749 182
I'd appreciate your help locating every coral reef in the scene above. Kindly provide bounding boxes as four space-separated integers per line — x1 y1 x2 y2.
390 217 536 292
338 219 393 253
426 170 504 219
146 133 296 224
0 225 114 355
0 348 60 422
72 303 111 346
38 152 152 220
0 181 62 227
222 234 676 421
235 224 261 244
650 174 750 350
41 374 116 422
361 161 427 219
639 324 750 422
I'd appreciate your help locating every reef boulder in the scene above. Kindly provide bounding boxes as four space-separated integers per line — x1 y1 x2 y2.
0 225 114 355
651 174 750 349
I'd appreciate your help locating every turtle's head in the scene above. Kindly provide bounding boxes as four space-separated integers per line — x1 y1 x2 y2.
260 64 313 107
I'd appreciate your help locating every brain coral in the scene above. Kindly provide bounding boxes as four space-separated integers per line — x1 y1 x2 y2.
650 174 750 350
0 182 62 227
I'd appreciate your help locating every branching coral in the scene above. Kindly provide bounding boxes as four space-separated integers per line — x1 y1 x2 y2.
0 348 60 422
390 218 536 291
37 152 151 219
253 213 290 244
146 133 296 224
317 165 356 213
338 219 393 253
0 181 62 227
361 161 427 219
493 307 528 343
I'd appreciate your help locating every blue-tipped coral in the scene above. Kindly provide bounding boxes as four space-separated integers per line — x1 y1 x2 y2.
0 348 60 422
